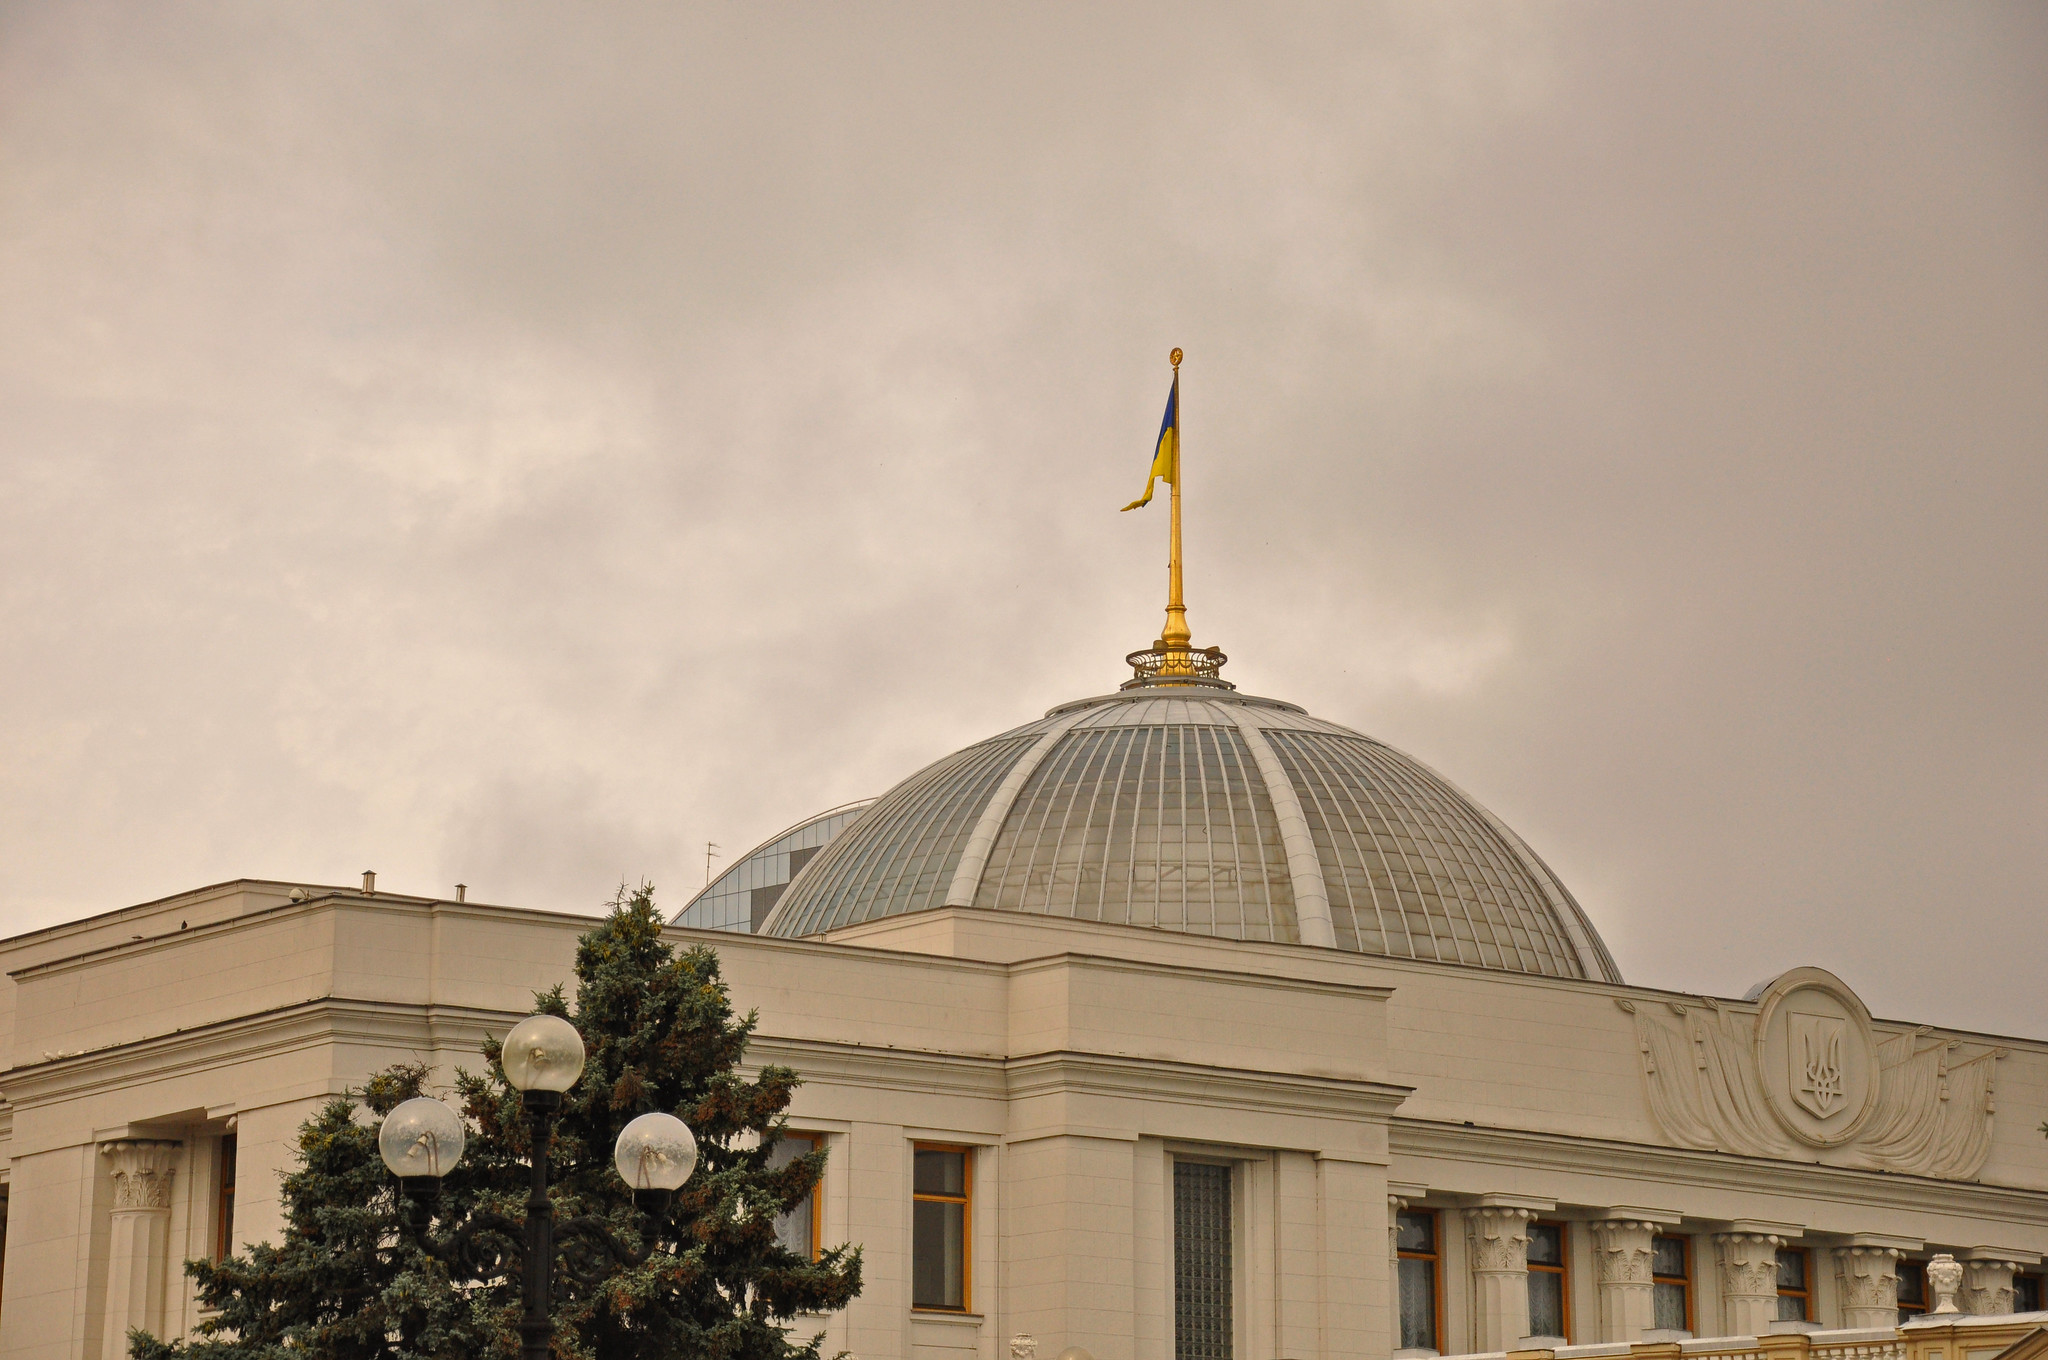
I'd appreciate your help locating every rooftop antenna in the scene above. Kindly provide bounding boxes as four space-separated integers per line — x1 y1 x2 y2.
704 842 720 887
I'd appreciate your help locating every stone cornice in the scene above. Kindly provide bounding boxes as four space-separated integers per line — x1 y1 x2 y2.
4 1001 1407 1146
1392 1119 2048 1225
743 1035 1008 1101
1 997 516 1116
745 1036 1411 1120
1002 951 1395 1001
1001 1049 1411 1119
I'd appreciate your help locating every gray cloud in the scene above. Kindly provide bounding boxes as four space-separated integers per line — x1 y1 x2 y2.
2 2 2042 1033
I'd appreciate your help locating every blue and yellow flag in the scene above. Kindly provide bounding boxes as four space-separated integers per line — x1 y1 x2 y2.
1122 374 1178 511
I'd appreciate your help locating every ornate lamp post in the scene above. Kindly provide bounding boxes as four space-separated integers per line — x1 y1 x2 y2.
378 1013 698 1360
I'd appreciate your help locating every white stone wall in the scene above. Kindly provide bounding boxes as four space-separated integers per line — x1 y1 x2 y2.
0 887 2043 1360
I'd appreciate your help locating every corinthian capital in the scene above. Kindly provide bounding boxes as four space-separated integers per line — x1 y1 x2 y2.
100 1139 181 1210
1715 1232 1785 1298
1591 1220 1659 1285
1465 1205 1536 1273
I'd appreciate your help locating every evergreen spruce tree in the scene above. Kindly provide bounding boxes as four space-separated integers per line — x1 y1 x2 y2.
134 884 861 1360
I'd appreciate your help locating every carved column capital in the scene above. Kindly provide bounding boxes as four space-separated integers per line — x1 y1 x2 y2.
1591 1221 1659 1285
1961 1258 2018 1316
1465 1206 1535 1274
1833 1245 1903 1328
1716 1232 1787 1335
1591 1220 1660 1341
100 1140 181 1210
1467 1207 1536 1351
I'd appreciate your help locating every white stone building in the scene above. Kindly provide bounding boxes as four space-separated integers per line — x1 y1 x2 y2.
1 652 2043 1360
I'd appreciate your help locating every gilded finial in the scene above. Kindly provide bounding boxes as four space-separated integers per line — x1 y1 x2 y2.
1120 347 1232 690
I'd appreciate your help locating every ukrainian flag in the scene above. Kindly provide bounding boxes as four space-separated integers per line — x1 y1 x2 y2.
1122 375 1178 511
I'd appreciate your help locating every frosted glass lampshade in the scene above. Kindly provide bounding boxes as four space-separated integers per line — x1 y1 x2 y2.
378 1097 467 1180
614 1112 698 1191
501 1014 586 1093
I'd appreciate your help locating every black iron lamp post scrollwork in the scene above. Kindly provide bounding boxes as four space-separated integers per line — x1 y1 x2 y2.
377 1014 699 1360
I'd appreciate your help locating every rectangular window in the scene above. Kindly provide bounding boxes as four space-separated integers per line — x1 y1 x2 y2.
214 1134 237 1260
2013 1272 2042 1314
1652 1235 1692 1333
1528 1222 1570 1340
911 1145 970 1311
1396 1209 1441 1351
1898 1260 1928 1323
1174 1161 1234 1360
768 1134 820 1261
1776 1248 1811 1322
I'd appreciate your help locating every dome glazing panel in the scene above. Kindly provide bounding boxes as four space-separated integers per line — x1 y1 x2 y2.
970 723 1296 941
760 689 1620 983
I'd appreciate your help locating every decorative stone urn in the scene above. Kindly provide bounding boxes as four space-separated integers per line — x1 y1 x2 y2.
1928 1253 1965 1315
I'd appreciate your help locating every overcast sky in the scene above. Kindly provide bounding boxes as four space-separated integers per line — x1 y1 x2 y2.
2 3 2042 1035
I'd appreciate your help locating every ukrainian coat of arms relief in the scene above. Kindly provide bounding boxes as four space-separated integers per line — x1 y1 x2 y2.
1617 966 2005 1179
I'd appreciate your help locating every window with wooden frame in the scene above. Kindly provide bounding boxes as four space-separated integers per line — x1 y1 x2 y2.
1527 1222 1570 1340
911 1145 970 1311
767 1134 822 1261
214 1134 237 1261
1395 1210 1442 1351
1652 1235 1692 1333
2013 1272 2043 1314
1897 1259 1928 1323
1775 1247 1812 1322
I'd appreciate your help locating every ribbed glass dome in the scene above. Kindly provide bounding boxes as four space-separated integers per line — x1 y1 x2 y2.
759 688 1620 982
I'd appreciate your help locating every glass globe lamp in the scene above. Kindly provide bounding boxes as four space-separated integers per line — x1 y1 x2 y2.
501 1014 586 1104
614 1112 697 1210
378 1096 467 1191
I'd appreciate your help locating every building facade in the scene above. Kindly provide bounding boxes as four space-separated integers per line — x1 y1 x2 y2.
1 667 2043 1360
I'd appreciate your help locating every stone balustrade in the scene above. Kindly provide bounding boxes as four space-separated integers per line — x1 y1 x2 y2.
1434 1311 2048 1360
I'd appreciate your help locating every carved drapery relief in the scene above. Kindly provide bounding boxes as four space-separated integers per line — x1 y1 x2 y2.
1834 1246 1903 1330
102 1139 180 1210
1465 1206 1534 1273
1618 968 2003 1179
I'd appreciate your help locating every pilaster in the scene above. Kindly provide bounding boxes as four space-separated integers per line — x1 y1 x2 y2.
1466 1206 1535 1352
1714 1232 1784 1336
1590 1220 1659 1342
1832 1246 1902 1330
100 1140 182 1352
1386 1193 1412 1356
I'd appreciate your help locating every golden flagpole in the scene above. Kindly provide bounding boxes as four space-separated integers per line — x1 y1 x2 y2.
1159 347 1191 670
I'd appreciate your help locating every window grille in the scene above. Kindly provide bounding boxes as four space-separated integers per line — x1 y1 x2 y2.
1173 1161 1233 1360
